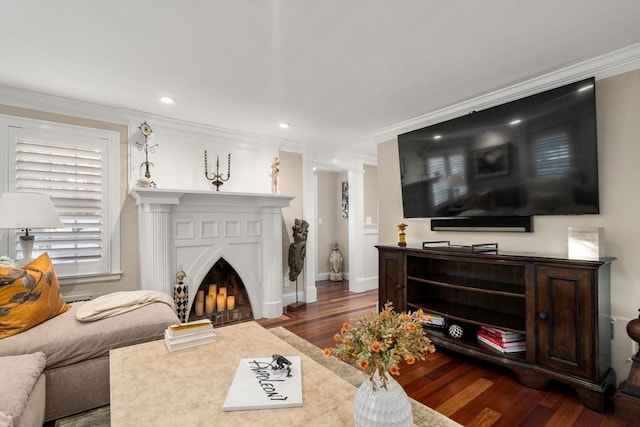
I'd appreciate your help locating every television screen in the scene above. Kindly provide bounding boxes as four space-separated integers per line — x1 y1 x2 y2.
398 77 599 218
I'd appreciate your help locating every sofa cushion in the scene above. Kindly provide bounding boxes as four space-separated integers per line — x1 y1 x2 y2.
0 411 12 427
0 301 179 369
0 254 69 339
0 352 46 424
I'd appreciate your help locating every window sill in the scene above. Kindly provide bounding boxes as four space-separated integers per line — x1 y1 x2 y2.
59 271 123 286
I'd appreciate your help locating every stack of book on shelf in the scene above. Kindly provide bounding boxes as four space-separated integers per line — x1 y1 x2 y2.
164 319 216 352
477 326 525 353
421 312 446 329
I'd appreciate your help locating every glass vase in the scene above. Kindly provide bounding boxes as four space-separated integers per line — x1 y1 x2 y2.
353 371 412 427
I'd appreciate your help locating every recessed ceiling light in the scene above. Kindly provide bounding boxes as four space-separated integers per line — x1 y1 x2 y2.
159 96 175 104
279 122 291 129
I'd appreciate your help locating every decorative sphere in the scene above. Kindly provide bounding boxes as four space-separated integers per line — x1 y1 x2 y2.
448 324 464 339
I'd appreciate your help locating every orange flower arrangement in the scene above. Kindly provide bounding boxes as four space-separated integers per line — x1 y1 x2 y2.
324 302 435 390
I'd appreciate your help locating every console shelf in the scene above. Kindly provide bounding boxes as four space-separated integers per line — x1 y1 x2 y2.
407 274 526 297
408 300 525 332
426 329 527 362
378 245 615 413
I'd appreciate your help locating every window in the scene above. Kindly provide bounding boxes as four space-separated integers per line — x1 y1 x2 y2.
427 150 467 207
532 128 570 177
1 117 120 280
428 156 448 207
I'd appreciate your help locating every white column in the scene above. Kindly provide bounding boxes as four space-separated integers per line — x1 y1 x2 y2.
302 159 318 303
138 203 172 295
348 167 370 293
261 206 284 318
130 189 183 296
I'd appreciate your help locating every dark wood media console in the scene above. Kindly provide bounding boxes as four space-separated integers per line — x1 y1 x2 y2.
377 245 616 412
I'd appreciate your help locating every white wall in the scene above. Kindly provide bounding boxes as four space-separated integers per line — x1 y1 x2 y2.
364 164 378 224
377 70 640 383
278 150 304 299
316 171 338 278
127 120 282 194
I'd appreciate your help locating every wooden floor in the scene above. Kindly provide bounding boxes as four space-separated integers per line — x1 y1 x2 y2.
257 280 637 427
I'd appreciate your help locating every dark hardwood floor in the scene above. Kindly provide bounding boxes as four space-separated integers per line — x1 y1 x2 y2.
257 280 637 427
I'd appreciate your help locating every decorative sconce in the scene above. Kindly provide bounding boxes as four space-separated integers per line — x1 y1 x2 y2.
136 121 158 188
204 151 231 191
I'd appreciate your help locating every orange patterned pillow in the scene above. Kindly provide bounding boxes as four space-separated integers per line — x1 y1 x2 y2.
0 253 69 339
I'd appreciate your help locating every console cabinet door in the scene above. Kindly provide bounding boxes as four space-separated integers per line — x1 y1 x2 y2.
535 266 595 380
378 249 406 311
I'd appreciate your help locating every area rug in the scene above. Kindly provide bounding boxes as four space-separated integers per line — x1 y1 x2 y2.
55 326 460 427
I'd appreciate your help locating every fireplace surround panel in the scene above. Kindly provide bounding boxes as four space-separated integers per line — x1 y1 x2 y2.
130 188 294 319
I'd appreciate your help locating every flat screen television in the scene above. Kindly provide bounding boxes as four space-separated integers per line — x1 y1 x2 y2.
398 77 599 219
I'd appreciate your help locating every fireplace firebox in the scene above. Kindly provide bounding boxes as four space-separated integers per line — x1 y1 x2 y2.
189 258 253 325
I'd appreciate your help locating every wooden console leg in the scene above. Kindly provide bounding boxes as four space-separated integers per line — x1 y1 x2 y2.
572 368 616 413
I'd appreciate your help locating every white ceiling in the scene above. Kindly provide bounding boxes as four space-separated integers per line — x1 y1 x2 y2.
1 0 639 159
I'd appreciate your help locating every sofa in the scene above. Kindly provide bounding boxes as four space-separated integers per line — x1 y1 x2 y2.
0 298 180 422
0 352 46 427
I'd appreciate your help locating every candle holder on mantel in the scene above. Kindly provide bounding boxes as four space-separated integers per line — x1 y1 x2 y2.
204 151 231 191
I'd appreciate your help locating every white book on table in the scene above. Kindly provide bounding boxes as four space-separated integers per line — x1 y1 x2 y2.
164 332 216 352
223 356 302 411
166 319 214 337
164 329 215 345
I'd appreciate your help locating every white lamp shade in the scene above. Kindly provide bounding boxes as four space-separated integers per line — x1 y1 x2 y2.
0 192 63 230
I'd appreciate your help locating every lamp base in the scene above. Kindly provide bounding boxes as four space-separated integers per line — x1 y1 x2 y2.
19 235 35 262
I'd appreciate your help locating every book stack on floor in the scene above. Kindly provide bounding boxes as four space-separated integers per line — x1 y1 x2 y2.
164 319 216 352
477 326 525 353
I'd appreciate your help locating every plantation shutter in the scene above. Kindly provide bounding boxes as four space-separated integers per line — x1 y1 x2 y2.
533 129 570 177
448 153 467 197
428 151 467 208
427 156 447 207
9 125 111 277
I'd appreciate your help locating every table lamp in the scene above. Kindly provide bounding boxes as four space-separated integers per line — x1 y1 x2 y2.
0 192 63 261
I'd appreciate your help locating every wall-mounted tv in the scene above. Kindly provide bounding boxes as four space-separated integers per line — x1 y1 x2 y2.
398 77 599 220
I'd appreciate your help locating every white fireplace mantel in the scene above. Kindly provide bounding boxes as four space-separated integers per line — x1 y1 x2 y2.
130 188 294 319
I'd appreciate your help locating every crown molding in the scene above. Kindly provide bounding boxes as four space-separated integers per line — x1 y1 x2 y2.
0 86 130 124
2 43 637 157
369 43 640 144
0 85 298 152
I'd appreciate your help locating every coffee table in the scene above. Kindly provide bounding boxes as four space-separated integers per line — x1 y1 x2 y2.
109 321 358 426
